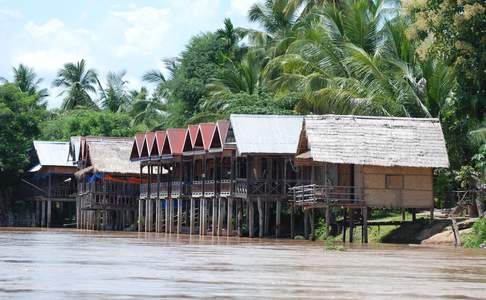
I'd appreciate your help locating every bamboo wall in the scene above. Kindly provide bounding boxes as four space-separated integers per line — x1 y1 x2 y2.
360 165 433 209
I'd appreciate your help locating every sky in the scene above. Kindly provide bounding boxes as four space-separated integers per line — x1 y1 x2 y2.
0 0 257 108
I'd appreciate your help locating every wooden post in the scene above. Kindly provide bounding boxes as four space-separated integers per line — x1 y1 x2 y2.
47 174 52 228
177 198 182 233
304 209 309 240
310 209 316 241
349 208 354 243
190 198 195 234
362 207 368 243
200 199 206 235
325 207 331 237
258 198 263 238
290 202 295 239
401 208 406 221
218 198 224 236
264 201 270 236
41 200 46 227
275 200 281 238
156 165 161 233
342 209 347 243
248 200 254 238
237 199 242 237
430 207 434 220
165 199 169 234
212 198 218 236
227 198 233 236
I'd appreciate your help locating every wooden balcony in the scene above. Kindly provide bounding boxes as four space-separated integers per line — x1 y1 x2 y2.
289 184 365 208
203 180 216 197
192 181 203 197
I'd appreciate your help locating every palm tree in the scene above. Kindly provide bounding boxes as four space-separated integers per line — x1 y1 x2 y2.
99 70 130 112
207 49 267 95
129 87 167 129
264 0 455 117
216 18 247 60
52 59 99 110
0 64 48 98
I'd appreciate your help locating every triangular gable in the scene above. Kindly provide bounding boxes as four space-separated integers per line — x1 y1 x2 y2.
217 120 230 145
224 123 236 145
163 128 186 156
188 125 198 147
153 131 166 156
146 132 156 156
209 126 222 149
296 119 309 156
140 133 150 158
130 133 143 160
182 128 194 153
199 123 216 151
193 127 204 150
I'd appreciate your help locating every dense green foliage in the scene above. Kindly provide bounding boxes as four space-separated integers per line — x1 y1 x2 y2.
39 109 147 140
0 84 46 185
464 218 486 248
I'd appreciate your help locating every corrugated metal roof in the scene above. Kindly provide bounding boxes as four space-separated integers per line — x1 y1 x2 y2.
199 123 216 151
230 114 303 155
145 132 156 157
33 141 76 167
154 131 166 156
188 125 198 147
303 115 450 168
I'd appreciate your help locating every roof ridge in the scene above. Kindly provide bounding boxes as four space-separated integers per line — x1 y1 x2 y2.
306 114 440 122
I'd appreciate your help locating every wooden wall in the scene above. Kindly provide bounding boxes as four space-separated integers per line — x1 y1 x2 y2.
360 165 433 209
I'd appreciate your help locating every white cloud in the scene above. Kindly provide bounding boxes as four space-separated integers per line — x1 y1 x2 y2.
25 18 64 38
111 6 171 56
14 49 89 73
229 0 255 17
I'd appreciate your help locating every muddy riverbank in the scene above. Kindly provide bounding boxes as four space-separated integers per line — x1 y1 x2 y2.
0 228 485 299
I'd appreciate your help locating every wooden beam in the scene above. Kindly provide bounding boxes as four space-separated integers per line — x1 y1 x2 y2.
227 197 233 236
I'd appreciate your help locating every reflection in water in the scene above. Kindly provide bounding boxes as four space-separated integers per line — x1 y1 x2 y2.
0 228 485 299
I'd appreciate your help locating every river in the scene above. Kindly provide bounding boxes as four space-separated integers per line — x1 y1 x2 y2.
0 228 485 299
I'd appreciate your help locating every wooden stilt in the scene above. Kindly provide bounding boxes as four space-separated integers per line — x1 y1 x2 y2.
264 202 270 236
218 198 224 236
248 200 254 238
430 207 434 220
169 198 174 233
362 207 368 243
257 198 263 238
177 199 182 233
310 209 315 241
165 199 170 234
237 200 242 237
412 208 416 222
325 207 331 237
342 209 347 243
401 208 406 221
275 200 281 238
47 174 52 228
190 198 195 234
145 198 149 232
212 198 218 236
227 198 233 236
304 209 309 240
41 200 46 227
349 208 354 243
200 199 206 235
290 202 294 239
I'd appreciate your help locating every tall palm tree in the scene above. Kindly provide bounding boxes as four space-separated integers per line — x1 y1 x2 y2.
52 59 99 110
129 87 167 129
0 64 48 98
98 70 130 112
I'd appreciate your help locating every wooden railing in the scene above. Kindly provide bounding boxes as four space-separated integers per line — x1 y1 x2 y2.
289 184 364 207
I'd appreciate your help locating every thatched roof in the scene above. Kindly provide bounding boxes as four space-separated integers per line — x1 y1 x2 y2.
76 139 140 177
299 115 449 168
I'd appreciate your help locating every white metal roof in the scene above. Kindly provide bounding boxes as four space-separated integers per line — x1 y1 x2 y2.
32 141 75 168
230 114 304 155
303 115 450 168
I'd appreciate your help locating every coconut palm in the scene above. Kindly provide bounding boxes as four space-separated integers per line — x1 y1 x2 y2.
0 64 48 98
52 59 99 110
207 49 268 96
129 87 167 129
98 70 130 112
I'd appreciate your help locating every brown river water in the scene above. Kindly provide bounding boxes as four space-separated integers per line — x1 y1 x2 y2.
0 228 485 299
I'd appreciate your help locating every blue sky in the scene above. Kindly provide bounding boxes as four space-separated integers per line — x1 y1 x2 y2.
0 0 257 108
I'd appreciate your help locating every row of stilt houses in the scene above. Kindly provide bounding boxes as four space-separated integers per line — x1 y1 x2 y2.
130 114 450 241
26 113 449 242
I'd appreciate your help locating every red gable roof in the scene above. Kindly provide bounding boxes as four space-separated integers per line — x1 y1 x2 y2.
153 131 166 156
194 123 216 151
188 125 198 147
163 128 186 156
217 120 230 144
130 133 145 160
145 132 156 155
